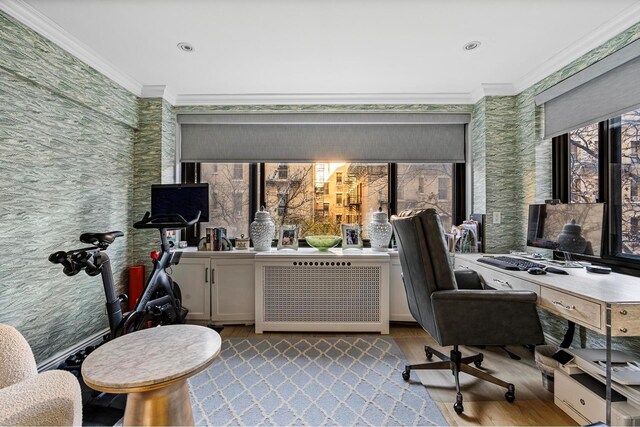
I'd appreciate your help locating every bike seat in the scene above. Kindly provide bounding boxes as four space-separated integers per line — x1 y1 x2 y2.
80 231 124 246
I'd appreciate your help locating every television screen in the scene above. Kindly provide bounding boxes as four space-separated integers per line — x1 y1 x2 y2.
527 203 605 257
151 184 209 223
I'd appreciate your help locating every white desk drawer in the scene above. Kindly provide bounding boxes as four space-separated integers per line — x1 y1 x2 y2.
540 287 602 330
555 369 604 424
458 262 540 295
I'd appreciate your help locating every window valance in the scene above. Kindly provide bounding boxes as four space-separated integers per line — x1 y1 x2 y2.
178 113 469 163
535 39 640 138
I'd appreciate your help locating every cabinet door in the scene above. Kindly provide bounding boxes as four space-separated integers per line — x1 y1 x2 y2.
170 257 211 321
211 259 255 324
390 259 414 322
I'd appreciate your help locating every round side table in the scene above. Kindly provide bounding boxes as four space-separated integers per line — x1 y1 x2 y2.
82 325 221 426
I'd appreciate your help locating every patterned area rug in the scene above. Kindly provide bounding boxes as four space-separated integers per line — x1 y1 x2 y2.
188 337 447 426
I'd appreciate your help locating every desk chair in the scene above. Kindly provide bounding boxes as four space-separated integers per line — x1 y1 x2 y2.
0 324 82 426
391 209 544 414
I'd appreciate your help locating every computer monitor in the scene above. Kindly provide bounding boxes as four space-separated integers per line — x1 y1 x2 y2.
527 203 605 257
151 183 209 223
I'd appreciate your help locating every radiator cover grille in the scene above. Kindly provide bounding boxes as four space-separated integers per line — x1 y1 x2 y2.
263 265 381 323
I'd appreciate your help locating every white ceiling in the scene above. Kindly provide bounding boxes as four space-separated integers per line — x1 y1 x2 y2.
6 0 640 104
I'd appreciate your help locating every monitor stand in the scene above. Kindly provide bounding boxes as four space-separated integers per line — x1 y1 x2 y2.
560 251 584 268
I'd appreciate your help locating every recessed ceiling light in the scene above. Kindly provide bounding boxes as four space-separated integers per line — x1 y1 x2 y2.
463 41 481 51
177 42 194 53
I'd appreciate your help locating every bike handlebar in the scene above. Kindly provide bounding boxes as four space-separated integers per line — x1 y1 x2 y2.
133 211 200 229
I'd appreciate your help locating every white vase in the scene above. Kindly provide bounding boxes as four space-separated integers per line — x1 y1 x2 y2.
368 208 392 251
250 207 275 251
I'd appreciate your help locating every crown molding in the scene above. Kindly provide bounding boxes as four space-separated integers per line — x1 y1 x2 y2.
0 0 143 96
470 83 517 103
513 2 640 93
141 85 177 105
174 92 475 106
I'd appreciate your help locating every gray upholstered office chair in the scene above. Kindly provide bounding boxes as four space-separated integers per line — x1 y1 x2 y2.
391 209 544 415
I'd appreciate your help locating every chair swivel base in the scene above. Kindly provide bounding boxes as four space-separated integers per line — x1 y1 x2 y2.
402 345 515 415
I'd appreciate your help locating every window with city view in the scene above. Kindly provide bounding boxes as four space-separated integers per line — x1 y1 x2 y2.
618 110 640 257
569 123 599 203
397 164 453 228
264 163 388 238
199 163 251 238
556 109 640 261
194 162 456 242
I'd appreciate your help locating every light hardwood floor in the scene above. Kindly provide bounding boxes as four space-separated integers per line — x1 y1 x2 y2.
218 323 577 426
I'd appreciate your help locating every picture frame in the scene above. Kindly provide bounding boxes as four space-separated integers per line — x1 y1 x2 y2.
277 225 299 250
341 224 363 249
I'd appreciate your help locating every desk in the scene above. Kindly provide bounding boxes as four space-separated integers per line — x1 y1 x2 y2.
457 253 640 425
82 325 221 426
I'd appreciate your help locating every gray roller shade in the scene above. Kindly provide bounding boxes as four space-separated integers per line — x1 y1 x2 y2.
535 39 640 138
178 113 468 162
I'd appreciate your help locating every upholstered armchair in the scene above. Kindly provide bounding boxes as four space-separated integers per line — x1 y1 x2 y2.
391 209 544 415
0 324 82 426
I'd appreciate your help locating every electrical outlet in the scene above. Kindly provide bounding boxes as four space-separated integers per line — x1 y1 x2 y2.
493 212 501 224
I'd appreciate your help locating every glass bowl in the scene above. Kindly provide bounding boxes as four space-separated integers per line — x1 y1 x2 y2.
305 235 342 251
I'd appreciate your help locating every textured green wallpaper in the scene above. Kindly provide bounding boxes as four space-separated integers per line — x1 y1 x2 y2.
473 21 640 351
0 11 137 363
132 98 176 271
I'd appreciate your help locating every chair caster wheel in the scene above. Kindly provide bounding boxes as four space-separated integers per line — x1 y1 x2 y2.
474 353 483 368
505 384 515 403
402 368 410 381
425 346 433 360
454 397 464 414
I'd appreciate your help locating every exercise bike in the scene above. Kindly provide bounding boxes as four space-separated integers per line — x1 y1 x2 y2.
49 212 198 346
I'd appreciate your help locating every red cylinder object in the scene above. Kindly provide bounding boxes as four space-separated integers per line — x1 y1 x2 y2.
128 265 145 311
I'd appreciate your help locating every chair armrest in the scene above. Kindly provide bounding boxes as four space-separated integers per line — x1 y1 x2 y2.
431 290 543 347
0 370 82 426
454 270 485 290
433 289 538 303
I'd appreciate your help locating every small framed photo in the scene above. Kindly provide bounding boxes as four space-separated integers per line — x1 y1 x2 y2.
277 225 299 250
341 224 363 249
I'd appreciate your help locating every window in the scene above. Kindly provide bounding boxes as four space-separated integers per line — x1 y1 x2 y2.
397 164 454 229
199 163 250 238
264 162 388 237
185 161 464 243
553 108 640 263
233 164 243 180
438 177 449 200
232 192 243 216
569 123 599 203
277 164 288 179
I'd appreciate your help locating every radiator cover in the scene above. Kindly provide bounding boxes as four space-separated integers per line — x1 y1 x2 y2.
255 255 390 334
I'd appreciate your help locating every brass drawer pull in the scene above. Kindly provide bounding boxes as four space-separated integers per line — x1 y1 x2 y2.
552 300 576 311
620 327 628 333
493 279 512 289
620 309 628 315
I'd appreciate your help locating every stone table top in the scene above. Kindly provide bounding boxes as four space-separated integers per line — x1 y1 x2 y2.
81 325 221 393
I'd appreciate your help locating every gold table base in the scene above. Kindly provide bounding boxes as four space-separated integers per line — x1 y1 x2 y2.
123 380 193 426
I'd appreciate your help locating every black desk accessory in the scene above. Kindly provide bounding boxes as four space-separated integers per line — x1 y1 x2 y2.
586 265 612 274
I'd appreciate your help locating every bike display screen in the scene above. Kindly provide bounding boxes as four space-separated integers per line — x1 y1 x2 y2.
151 184 209 223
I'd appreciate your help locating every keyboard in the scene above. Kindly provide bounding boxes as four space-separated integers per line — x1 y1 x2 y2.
477 256 568 274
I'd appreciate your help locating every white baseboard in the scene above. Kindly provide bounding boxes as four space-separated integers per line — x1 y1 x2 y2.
37 328 109 372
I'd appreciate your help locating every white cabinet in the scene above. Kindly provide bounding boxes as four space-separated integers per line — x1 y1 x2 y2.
211 258 255 325
389 255 414 322
170 257 211 321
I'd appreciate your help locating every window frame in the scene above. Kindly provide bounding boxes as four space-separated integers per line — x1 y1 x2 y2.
183 161 466 247
553 119 640 275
